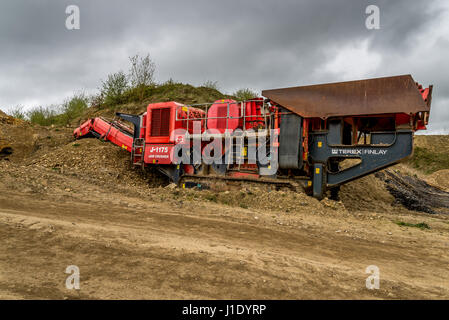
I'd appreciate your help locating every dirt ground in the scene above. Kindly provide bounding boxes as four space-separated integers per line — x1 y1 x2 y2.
1 114 449 299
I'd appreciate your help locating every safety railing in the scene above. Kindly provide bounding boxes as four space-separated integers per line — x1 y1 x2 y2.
175 99 273 136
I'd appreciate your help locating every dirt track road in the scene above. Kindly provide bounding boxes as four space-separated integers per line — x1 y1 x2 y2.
1 166 449 299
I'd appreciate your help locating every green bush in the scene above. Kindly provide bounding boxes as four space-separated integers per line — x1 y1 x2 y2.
100 71 129 106
89 93 104 109
27 106 59 126
233 88 258 101
7 105 26 120
59 93 89 125
201 80 219 91
25 93 88 126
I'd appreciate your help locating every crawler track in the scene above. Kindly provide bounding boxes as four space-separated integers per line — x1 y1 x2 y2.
179 174 307 192
376 170 449 214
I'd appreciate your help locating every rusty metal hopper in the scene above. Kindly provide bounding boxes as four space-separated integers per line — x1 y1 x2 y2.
262 75 430 118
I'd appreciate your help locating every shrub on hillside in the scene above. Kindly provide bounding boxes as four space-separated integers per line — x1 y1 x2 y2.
89 93 104 109
100 71 128 106
27 106 59 126
59 93 89 125
201 80 219 91
24 93 88 126
7 105 26 120
129 54 156 102
234 88 258 101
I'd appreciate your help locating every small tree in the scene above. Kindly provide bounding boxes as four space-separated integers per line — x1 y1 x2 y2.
202 80 219 91
59 93 89 125
100 71 128 106
234 88 258 101
89 93 104 108
129 54 156 102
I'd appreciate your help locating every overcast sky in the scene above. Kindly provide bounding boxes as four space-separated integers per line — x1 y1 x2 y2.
0 0 448 132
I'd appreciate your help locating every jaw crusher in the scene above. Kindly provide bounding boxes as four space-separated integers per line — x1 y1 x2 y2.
74 74 432 199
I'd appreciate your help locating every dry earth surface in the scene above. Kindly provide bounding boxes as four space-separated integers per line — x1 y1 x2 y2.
1 111 449 299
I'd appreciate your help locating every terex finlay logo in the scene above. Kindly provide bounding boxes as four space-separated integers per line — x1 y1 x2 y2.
331 148 388 156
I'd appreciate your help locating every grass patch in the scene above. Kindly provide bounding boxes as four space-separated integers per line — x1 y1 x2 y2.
407 147 449 174
72 143 80 147
7 105 26 120
205 193 218 202
394 221 430 229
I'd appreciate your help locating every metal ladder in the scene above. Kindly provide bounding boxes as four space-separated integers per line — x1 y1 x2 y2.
131 138 145 166
227 134 249 172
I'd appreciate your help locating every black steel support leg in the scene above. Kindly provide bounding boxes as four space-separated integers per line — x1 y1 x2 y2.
330 186 340 201
310 130 414 195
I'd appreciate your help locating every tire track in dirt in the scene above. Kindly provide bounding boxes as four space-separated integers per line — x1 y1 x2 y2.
1 194 449 299
2 152 449 299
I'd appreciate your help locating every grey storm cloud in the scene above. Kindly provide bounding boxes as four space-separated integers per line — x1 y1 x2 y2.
0 0 447 132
